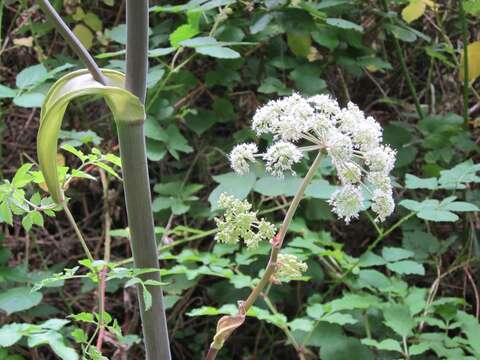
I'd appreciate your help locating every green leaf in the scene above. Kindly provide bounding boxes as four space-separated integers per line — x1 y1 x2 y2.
383 304 415 338
105 24 127 45
306 304 324 320
321 336 374 360
73 24 94 50
326 18 363 32
382 247 414 262
387 260 425 275
37 69 145 203
170 24 200 48
405 174 438 190
16 63 48 89
254 176 302 196
358 269 391 289
195 46 240 59
13 92 45 108
0 323 24 346
0 84 17 98
321 312 357 326
304 179 337 199
84 12 103 32
0 287 42 315
287 32 311 57
362 338 403 353
27 331 79 360
209 172 256 209
289 318 314 332
0 202 13 225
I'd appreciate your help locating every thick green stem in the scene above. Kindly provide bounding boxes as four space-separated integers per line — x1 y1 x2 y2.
459 0 469 124
205 152 323 360
117 125 171 360
122 2 171 359
36 0 107 85
381 0 424 120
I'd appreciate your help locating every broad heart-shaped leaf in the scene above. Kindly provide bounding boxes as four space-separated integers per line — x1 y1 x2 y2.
37 69 145 203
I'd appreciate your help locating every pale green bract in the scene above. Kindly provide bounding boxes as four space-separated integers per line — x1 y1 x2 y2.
37 69 145 203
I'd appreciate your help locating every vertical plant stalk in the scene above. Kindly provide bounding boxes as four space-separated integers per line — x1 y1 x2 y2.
381 0 424 120
459 0 469 124
118 1 171 360
36 0 107 85
37 1 171 358
205 152 323 360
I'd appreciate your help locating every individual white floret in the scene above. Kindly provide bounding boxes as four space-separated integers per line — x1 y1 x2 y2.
229 143 258 175
364 145 396 174
326 130 353 163
328 185 364 223
371 189 395 222
352 116 382 151
263 141 303 177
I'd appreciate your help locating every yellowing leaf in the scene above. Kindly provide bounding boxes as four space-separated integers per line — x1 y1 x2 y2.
13 37 33 47
73 24 93 50
402 0 426 23
459 41 480 83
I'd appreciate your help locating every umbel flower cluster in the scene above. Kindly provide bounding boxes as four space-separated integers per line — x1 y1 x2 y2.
229 93 396 223
215 194 276 249
215 194 307 280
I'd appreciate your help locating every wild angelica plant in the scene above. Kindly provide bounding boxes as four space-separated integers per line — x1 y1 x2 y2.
205 93 397 359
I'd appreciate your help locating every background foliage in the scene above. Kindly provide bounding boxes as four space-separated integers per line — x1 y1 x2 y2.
1 0 480 359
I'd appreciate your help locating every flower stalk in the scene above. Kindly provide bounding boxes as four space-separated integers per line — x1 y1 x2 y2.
205 152 323 359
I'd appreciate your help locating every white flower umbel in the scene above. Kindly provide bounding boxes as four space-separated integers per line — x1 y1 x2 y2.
228 93 397 223
263 141 303 177
326 130 353 163
371 189 395 222
215 193 276 249
364 145 396 174
229 143 258 175
328 185 364 223
275 254 308 280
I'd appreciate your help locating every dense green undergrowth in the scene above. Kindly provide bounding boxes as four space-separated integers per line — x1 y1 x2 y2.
1 0 480 359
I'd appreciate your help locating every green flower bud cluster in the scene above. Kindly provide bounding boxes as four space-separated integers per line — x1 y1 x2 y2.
215 193 276 249
275 254 308 280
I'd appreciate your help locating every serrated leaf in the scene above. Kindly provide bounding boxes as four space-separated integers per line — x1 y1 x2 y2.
383 304 415 338
382 247 414 262
289 318 314 332
362 338 403 352
387 260 425 275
